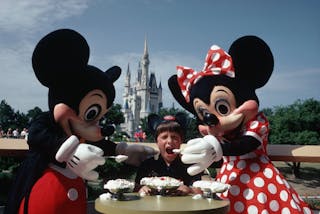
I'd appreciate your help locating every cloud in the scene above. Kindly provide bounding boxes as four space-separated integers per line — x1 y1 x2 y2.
0 0 89 34
258 68 320 108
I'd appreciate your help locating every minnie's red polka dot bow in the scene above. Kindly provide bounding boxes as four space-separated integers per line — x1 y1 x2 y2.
176 45 235 103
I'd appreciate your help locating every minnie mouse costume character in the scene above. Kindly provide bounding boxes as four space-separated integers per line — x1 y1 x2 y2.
169 36 311 213
6 29 157 214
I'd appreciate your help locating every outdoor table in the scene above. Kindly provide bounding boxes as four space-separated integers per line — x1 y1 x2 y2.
95 194 230 214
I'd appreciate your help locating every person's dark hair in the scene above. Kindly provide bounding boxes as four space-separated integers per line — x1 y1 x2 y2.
155 121 185 141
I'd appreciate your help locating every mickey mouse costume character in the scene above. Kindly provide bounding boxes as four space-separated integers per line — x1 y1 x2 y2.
5 29 157 214
169 36 312 213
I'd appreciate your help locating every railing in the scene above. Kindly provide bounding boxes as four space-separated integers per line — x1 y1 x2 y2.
0 138 320 163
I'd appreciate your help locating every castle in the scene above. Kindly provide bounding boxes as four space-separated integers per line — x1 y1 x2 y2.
121 39 163 138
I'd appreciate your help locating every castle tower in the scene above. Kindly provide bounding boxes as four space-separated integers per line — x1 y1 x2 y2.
137 38 150 119
121 38 162 138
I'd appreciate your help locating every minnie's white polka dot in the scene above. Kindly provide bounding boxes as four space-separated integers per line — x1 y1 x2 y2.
182 90 187 98
227 161 234 171
276 175 284 184
236 160 246 169
260 155 269 163
210 45 220 50
177 69 184 77
186 73 193 79
269 200 279 212
226 70 235 78
243 188 254 200
263 168 273 179
280 190 288 202
254 177 265 187
229 185 240 196
211 52 220 62
220 164 226 173
221 175 228 183
229 172 237 181
268 183 277 194
250 121 259 129
292 193 300 204
259 125 268 135
290 199 298 209
261 210 269 214
281 207 290 214
247 205 258 214
193 76 202 85
240 174 250 184
183 79 188 86
303 207 312 214
250 163 260 172
212 68 221 75
284 180 291 189
234 201 244 213
222 59 231 68
257 192 267 204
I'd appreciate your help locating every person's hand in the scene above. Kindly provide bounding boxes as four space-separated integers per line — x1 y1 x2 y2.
174 185 192 196
181 135 223 176
55 135 105 180
138 186 152 196
116 142 159 166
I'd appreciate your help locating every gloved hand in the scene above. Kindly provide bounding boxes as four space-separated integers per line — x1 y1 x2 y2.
116 142 159 167
55 135 105 180
181 135 223 176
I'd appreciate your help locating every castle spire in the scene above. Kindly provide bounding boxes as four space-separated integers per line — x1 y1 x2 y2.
143 36 149 58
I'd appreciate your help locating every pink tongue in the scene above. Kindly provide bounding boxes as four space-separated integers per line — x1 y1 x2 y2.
166 148 174 154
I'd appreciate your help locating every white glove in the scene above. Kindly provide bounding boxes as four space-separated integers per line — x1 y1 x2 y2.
116 142 159 167
181 135 223 176
55 135 105 180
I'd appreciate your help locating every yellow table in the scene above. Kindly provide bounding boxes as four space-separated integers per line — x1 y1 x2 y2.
95 194 229 214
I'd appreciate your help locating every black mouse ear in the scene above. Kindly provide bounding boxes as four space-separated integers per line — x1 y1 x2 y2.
147 114 162 136
105 66 121 83
229 35 274 89
168 75 195 114
174 112 187 130
32 29 89 88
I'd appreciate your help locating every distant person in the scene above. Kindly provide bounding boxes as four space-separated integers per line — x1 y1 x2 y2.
6 128 13 138
134 126 146 142
20 128 28 140
0 127 4 138
13 128 20 138
135 113 202 196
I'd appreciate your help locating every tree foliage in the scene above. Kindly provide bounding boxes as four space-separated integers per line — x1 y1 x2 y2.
263 98 320 145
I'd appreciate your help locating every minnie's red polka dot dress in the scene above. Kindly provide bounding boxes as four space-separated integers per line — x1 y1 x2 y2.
215 112 312 214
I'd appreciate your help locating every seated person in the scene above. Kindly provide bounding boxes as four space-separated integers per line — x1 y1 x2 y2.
135 113 202 196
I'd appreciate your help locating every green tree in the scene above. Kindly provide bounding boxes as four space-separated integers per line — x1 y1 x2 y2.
0 100 16 131
103 103 125 125
263 98 320 178
27 107 43 123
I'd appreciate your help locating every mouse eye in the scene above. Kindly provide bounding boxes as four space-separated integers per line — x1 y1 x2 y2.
84 104 101 121
215 99 230 116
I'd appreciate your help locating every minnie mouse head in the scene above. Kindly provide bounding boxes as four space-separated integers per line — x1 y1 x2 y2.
32 29 121 141
168 36 273 138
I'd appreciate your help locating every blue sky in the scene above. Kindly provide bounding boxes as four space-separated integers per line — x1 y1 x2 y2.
0 0 319 113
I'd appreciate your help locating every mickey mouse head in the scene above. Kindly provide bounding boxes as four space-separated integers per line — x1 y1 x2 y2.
32 29 121 140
